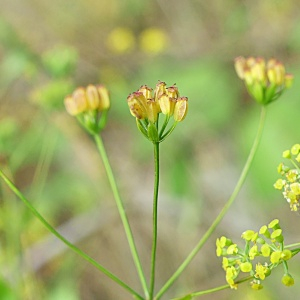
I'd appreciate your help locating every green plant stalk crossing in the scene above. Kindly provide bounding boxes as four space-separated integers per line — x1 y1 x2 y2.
149 142 160 299
0 169 144 300
93 134 149 298
156 105 267 299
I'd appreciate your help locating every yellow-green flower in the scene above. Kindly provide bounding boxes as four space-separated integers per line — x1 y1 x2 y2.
274 179 286 190
216 236 227 257
270 251 282 264
286 170 298 183
241 230 258 242
250 280 263 290
282 274 294 287
222 257 229 270
255 263 269 280
249 245 258 260
261 244 271 257
225 266 238 289
227 244 238 255
240 262 252 273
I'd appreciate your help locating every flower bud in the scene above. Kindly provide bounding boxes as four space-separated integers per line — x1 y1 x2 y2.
73 87 88 112
139 85 153 100
282 150 291 159
274 179 286 190
270 229 283 243
282 274 294 287
64 95 81 116
270 251 282 263
241 230 257 241
261 244 271 257
127 92 148 119
281 249 292 261
234 56 246 79
159 93 176 116
97 85 110 110
291 144 300 155
268 219 280 230
86 85 100 110
154 81 167 100
240 262 252 272
147 99 160 123
250 280 263 290
174 97 188 122
167 85 179 99
284 74 294 89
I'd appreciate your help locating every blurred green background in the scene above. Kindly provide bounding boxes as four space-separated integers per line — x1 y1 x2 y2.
0 0 300 299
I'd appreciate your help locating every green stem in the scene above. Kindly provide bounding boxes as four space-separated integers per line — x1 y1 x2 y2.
149 142 160 299
172 276 252 299
160 122 177 143
159 115 170 138
0 169 143 300
93 134 149 298
156 105 267 299
285 243 300 248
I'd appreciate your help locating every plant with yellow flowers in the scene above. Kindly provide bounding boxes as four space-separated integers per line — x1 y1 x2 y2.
0 56 299 300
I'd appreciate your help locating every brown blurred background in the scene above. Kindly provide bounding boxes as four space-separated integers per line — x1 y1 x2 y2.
0 0 300 299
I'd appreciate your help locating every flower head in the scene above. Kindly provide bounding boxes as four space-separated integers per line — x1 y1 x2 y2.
216 219 295 291
274 144 300 212
127 81 188 143
234 56 293 105
64 84 110 134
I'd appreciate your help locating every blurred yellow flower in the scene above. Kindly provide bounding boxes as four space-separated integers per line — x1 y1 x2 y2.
139 27 168 54
106 27 135 54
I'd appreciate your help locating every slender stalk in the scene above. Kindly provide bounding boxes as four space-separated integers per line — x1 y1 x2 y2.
156 106 267 299
172 276 252 299
285 243 300 248
149 142 160 298
159 115 170 138
0 169 143 300
93 134 149 298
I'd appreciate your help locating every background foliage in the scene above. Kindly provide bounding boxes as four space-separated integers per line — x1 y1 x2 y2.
0 0 299 299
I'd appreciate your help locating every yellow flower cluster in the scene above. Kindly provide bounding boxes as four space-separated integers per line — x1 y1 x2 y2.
127 81 188 142
274 143 300 211
127 82 188 123
234 56 293 104
65 85 110 116
64 85 110 134
216 219 294 290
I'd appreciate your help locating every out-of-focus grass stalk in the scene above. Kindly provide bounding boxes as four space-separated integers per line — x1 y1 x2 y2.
0 169 144 300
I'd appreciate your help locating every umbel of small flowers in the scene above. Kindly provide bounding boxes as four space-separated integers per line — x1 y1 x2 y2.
274 144 300 212
234 56 293 105
127 81 188 143
216 219 296 290
64 84 110 135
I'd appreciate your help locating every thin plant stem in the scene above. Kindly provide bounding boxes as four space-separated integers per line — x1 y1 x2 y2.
285 243 300 248
93 134 149 298
0 169 144 300
156 105 267 299
149 142 160 298
172 276 252 299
